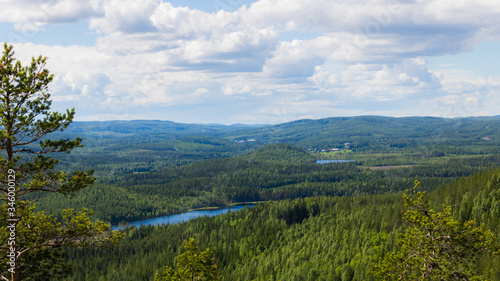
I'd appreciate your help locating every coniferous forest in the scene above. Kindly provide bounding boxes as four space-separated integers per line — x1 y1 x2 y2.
20 116 500 280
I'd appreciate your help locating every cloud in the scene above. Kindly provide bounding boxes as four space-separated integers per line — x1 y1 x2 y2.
2 0 500 123
243 0 500 62
307 66 340 89
89 2 279 73
0 0 100 31
334 57 444 102
375 58 442 88
262 37 334 78
4 0 500 64
90 0 159 33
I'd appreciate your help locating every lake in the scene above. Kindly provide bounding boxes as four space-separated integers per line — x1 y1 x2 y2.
316 159 353 164
112 205 255 230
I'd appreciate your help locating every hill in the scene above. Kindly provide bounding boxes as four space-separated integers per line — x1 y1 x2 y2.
61 120 261 137
33 140 494 225
226 116 500 152
58 116 500 157
29 116 500 280
64 169 500 280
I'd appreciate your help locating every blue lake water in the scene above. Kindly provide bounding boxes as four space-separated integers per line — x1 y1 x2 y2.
316 160 353 164
112 205 255 230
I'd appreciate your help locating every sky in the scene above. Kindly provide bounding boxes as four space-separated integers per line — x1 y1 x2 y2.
0 0 499 125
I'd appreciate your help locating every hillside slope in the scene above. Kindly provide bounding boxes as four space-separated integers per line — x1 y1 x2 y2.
226 116 500 151
65 169 500 280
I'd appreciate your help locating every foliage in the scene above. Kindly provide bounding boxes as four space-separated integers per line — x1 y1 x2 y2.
155 238 218 281
229 116 500 152
25 113 500 226
371 181 499 280
33 141 496 225
0 43 122 281
62 170 500 280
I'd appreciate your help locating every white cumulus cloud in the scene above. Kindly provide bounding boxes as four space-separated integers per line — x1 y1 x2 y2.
1 0 500 123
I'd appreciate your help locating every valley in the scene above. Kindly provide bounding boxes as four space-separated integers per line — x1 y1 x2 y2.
28 116 500 280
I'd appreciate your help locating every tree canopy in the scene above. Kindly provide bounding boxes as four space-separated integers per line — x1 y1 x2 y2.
371 181 499 280
155 238 219 281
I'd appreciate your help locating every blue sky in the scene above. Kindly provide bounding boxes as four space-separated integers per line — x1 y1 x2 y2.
1 0 499 124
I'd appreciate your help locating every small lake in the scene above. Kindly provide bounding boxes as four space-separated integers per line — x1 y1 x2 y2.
112 205 255 230
316 160 353 164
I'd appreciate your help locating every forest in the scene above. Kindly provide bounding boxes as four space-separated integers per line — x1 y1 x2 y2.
16 116 500 279
63 169 500 280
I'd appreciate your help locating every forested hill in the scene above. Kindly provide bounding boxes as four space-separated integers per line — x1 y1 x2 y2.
33 116 500 225
58 120 263 138
64 169 500 280
32 116 500 279
34 140 494 225
61 116 500 152
226 116 500 150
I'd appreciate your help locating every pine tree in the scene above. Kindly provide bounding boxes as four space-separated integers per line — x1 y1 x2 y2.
0 43 123 281
155 238 219 281
371 181 499 280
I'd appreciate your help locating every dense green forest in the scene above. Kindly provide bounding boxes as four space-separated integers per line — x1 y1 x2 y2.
228 116 500 152
24 116 500 279
32 143 498 224
62 169 500 280
27 116 500 225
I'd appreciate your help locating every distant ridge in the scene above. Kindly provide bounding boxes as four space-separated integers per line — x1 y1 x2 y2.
62 116 500 150
62 120 263 137
226 115 500 148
